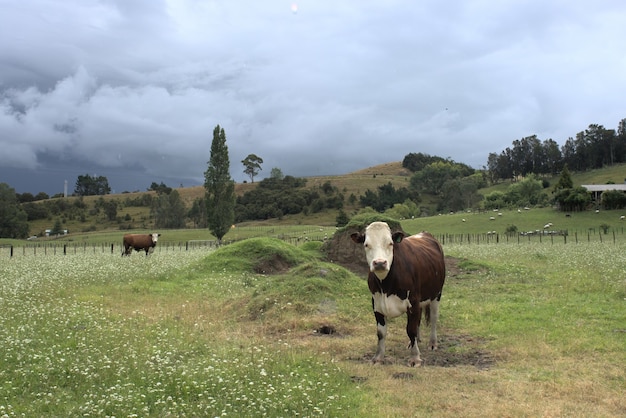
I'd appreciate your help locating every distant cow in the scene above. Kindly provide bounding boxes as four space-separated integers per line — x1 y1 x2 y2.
351 222 446 366
122 233 161 256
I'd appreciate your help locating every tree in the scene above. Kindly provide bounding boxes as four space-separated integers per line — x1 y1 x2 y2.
51 218 64 235
269 167 284 180
17 192 35 203
0 183 30 238
410 161 463 195
102 200 118 221
74 174 111 196
148 182 172 195
152 189 186 228
242 154 263 183
440 177 482 212
359 182 418 212
507 174 545 206
234 175 313 222
554 187 591 212
554 164 574 191
335 209 349 227
402 152 445 172
601 190 626 210
188 197 208 228
34 192 49 201
204 125 235 242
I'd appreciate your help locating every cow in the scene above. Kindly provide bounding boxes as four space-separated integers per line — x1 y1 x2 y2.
351 221 445 367
122 233 161 256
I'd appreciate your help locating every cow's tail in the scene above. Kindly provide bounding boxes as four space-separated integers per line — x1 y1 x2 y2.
424 304 431 325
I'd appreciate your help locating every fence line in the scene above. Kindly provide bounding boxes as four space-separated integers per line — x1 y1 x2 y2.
3 229 625 258
435 229 622 245
1 234 331 258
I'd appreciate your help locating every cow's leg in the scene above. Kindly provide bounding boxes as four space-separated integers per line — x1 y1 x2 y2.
372 311 387 364
406 306 423 367
428 298 440 350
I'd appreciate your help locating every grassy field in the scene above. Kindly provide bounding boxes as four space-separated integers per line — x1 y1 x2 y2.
5 205 626 252
1 235 624 417
2 163 626 416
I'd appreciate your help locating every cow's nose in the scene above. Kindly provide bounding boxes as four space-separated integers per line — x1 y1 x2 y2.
372 259 388 270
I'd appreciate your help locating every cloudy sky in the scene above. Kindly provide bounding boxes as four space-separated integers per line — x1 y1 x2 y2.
1 1 626 195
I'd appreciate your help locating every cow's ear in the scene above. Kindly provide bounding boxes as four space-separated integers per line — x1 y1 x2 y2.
350 232 365 244
392 232 405 243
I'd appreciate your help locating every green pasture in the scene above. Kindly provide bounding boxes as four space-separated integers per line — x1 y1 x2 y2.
403 206 626 237
4 207 626 250
1 234 624 417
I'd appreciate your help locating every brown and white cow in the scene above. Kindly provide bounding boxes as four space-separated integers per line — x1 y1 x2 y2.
351 221 445 366
122 233 161 256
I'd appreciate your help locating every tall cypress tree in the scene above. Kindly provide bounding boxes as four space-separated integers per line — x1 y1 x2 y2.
204 125 235 242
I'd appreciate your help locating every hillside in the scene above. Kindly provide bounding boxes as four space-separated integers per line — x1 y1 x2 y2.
157 161 412 206
17 162 626 238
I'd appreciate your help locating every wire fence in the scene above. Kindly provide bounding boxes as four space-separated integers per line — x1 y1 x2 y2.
3 228 626 258
435 229 624 245
1 234 331 258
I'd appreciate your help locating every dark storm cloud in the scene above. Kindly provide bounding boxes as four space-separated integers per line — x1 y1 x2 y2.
1 0 626 194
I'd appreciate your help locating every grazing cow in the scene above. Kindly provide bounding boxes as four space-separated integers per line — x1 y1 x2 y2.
351 222 446 366
122 233 161 256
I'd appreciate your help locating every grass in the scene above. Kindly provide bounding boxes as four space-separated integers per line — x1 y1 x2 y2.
442 242 625 416
1 233 625 416
0 244 364 416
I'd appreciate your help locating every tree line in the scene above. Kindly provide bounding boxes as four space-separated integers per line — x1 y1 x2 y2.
487 119 626 181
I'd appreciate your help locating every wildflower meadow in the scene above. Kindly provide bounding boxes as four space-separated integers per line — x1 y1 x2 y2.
1 237 625 417
0 249 360 417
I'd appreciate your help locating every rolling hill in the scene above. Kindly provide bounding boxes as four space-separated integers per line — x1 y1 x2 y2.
18 162 626 238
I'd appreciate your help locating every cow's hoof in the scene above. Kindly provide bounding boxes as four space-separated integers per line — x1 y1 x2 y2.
407 357 423 367
370 357 384 365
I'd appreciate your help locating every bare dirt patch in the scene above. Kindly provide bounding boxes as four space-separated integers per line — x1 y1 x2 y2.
345 333 495 371
253 254 292 274
445 255 462 277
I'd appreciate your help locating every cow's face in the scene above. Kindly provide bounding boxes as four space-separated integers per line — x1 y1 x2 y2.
150 233 161 244
351 222 404 280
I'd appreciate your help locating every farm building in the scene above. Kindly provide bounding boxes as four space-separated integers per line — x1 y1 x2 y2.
582 184 626 202
45 229 69 237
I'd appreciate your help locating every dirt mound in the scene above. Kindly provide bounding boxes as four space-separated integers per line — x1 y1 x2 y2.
322 225 369 275
253 254 292 274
